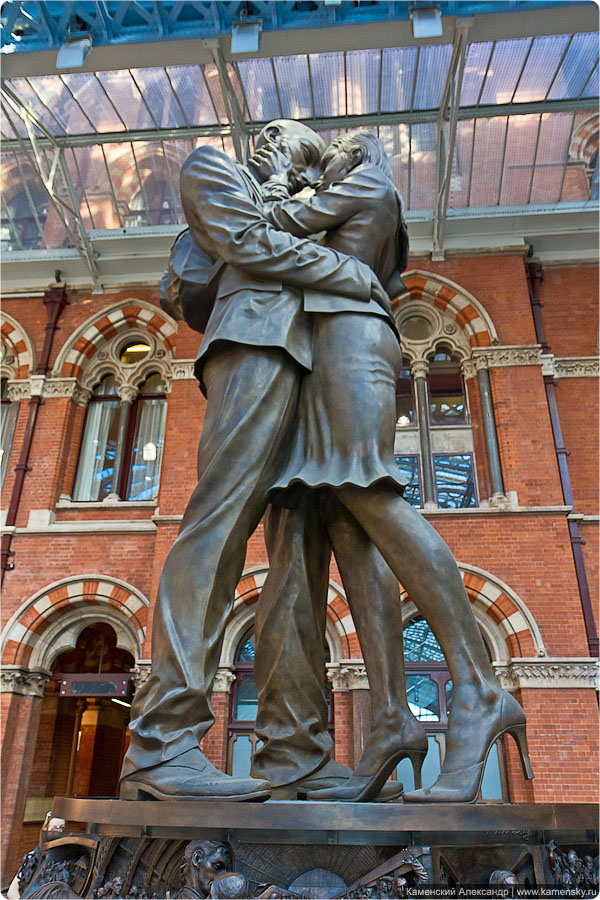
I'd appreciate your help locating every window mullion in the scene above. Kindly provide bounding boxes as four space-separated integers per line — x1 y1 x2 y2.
114 387 138 500
411 361 437 508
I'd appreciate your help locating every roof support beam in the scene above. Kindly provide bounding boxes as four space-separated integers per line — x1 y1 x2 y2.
1 83 101 287
204 38 250 164
432 19 471 258
0 97 593 154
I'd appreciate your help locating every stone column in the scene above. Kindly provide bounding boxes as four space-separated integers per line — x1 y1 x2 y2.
203 667 235 771
474 355 506 502
411 361 437 509
0 666 51 878
327 661 371 768
107 384 137 500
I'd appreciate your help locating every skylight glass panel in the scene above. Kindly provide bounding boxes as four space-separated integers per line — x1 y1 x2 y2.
513 34 571 103
64 147 95 228
581 62 599 98
469 116 507 206
309 52 346 117
236 58 281 121
26 74 94 134
413 44 452 110
1 102 29 139
273 55 313 119
202 64 229 124
96 70 156 130
227 63 251 120
479 38 531 105
460 42 493 106
530 112 573 203
72 144 123 229
346 49 380 115
165 65 218 126
380 46 418 113
448 120 474 208
547 33 598 100
380 123 410 201
499 114 539 205
131 68 187 128
61 73 125 133
5 78 64 135
409 122 437 209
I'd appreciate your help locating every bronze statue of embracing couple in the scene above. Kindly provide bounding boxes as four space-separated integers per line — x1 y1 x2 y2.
120 120 534 805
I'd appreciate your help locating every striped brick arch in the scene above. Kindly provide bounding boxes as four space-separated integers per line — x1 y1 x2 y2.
569 114 599 165
52 300 178 382
400 563 545 661
0 312 35 379
222 567 354 663
0 576 149 670
393 271 498 348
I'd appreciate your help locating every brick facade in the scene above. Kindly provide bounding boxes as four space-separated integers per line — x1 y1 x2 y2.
1 255 598 879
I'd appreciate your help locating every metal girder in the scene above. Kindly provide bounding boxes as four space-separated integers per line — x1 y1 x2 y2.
1 82 101 286
204 39 249 164
0 97 595 154
432 20 471 257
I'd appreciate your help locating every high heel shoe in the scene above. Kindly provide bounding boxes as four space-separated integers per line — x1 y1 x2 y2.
403 691 534 804
306 718 428 803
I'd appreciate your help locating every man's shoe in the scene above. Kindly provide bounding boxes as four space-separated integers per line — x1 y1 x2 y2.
119 748 270 801
270 760 403 802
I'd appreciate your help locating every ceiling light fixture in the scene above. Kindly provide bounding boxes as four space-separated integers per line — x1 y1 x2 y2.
56 34 92 69
409 4 443 39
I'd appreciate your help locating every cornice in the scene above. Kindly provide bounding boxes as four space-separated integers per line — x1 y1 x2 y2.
493 658 600 691
0 665 51 697
554 356 599 378
212 666 236 694
131 660 152 688
172 360 197 380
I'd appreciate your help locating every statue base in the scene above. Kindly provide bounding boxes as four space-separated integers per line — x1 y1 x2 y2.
17 798 599 898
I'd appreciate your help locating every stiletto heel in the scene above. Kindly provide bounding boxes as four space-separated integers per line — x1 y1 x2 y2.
507 724 534 780
408 750 427 791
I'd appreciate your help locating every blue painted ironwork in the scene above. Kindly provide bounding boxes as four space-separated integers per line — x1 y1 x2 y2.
0 1 590 53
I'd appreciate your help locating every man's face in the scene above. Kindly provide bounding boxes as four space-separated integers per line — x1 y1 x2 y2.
250 122 323 192
320 142 352 188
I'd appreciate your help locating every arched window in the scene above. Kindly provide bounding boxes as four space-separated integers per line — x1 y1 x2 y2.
1 377 18 486
73 369 167 502
427 349 467 426
395 616 505 801
228 625 333 777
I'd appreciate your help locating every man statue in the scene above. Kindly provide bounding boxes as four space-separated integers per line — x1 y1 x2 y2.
119 120 401 801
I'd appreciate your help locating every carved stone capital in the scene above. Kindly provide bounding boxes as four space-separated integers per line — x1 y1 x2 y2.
410 360 429 380
493 657 600 691
41 378 92 406
212 666 236 694
472 346 542 369
30 374 46 396
172 360 196 380
131 660 152 688
7 379 31 401
460 358 477 380
0 665 51 697
326 660 369 691
554 356 600 378
118 384 138 404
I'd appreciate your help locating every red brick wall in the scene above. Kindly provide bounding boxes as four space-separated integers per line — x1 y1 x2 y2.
553 376 599 516
538 266 599 358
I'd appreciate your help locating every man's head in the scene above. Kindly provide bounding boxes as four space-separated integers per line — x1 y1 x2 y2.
320 131 394 188
249 119 325 191
183 840 233 897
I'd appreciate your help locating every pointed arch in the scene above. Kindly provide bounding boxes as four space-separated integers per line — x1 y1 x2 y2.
52 299 178 384
394 271 498 349
1 575 149 670
400 562 545 662
0 312 36 379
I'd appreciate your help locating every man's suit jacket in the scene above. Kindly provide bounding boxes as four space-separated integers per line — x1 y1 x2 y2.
179 146 375 388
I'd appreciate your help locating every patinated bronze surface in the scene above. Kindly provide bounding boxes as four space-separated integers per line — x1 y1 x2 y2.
121 121 533 805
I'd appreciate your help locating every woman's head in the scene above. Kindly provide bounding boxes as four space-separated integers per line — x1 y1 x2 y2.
321 131 394 187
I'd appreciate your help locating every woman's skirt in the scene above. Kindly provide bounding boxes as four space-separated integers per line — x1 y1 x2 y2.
272 311 408 502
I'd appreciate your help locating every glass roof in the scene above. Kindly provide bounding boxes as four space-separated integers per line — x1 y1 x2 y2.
1 32 598 254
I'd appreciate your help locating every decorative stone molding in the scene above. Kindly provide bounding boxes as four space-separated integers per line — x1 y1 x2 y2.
460 359 477 380
172 360 196 380
472 346 542 369
493 657 600 691
131 660 152 688
118 384 138 404
44 378 92 405
212 666 236 694
554 356 599 378
0 665 51 696
326 660 369 691
7 378 32 401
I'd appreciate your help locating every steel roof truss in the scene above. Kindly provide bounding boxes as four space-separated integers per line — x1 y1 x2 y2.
205 39 249 163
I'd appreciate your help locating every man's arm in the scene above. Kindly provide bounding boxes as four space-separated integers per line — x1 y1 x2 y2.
180 146 376 302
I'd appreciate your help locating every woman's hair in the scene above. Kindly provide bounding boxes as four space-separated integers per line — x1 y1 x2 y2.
325 131 395 183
